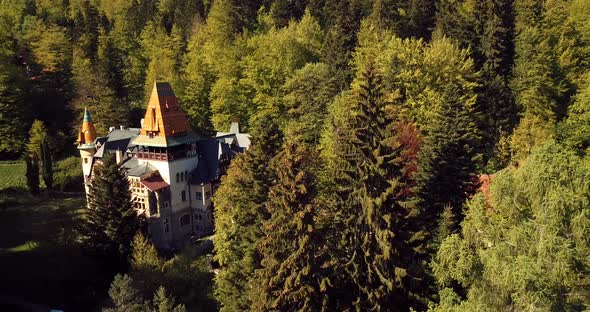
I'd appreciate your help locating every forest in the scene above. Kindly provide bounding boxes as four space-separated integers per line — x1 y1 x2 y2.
0 0 589 311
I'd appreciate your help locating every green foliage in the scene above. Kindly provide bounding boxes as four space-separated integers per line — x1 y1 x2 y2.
130 233 216 311
324 59 425 310
0 161 26 191
150 286 187 312
104 274 145 312
78 154 143 269
53 157 84 192
253 138 324 311
213 113 283 311
283 63 338 148
41 140 53 190
431 141 590 311
25 155 40 196
557 71 590 154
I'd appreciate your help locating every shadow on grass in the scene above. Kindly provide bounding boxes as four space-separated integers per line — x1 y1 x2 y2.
0 191 111 311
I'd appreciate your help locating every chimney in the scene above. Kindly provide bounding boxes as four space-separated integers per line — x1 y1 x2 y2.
120 125 125 130
230 121 239 134
115 149 123 164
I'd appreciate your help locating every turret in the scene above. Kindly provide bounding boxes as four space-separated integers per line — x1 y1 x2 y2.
77 108 97 180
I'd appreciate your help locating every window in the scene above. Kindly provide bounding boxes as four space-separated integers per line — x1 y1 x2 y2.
205 191 211 200
181 172 184 181
84 158 88 164
181 190 186 201
185 171 188 180
164 218 169 233
164 201 169 208
180 214 190 227
196 192 202 200
176 173 179 183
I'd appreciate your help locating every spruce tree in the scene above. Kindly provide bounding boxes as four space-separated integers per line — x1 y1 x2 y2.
327 61 424 310
79 154 143 269
213 113 283 311
413 65 482 236
253 138 323 311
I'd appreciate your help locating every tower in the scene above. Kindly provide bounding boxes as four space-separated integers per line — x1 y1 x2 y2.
77 108 97 184
132 82 200 247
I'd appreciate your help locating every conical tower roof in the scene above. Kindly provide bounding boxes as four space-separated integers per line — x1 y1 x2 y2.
77 108 97 149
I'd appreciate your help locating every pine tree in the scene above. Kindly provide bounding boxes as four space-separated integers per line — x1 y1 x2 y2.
79 154 144 269
25 154 40 196
253 138 324 311
213 113 283 311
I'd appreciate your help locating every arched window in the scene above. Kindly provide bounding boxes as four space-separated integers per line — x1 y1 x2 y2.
181 190 186 202
176 173 179 183
180 172 184 181
180 214 190 227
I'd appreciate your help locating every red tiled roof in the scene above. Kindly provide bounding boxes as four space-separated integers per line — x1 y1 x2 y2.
140 175 169 192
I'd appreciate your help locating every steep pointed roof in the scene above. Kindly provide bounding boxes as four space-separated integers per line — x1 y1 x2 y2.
133 82 197 147
141 82 191 137
77 108 97 149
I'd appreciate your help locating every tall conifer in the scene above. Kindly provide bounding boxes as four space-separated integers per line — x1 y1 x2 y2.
79 154 143 269
213 113 283 311
253 138 324 311
327 61 424 310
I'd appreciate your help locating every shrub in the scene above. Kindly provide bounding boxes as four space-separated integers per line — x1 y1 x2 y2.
54 157 84 192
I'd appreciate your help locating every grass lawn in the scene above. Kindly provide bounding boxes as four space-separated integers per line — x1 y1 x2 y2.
0 161 26 190
0 161 108 311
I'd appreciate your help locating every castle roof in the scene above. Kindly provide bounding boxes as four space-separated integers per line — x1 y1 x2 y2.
77 108 98 149
133 82 198 147
94 128 140 158
216 121 251 150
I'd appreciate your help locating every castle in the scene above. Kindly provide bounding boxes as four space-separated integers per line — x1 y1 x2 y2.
77 82 250 250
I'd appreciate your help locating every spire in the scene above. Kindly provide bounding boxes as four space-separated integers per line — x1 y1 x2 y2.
140 82 191 138
77 108 97 149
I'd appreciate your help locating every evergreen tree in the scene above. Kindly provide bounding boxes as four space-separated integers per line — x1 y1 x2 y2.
26 120 49 160
104 274 145 312
213 113 283 311
78 154 143 269
253 138 324 311
150 286 187 312
327 60 424 310
130 233 164 298
41 140 53 190
413 64 482 236
25 154 40 196
435 0 516 166
26 120 53 189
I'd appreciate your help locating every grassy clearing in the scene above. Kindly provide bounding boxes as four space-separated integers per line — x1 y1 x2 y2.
0 160 26 190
